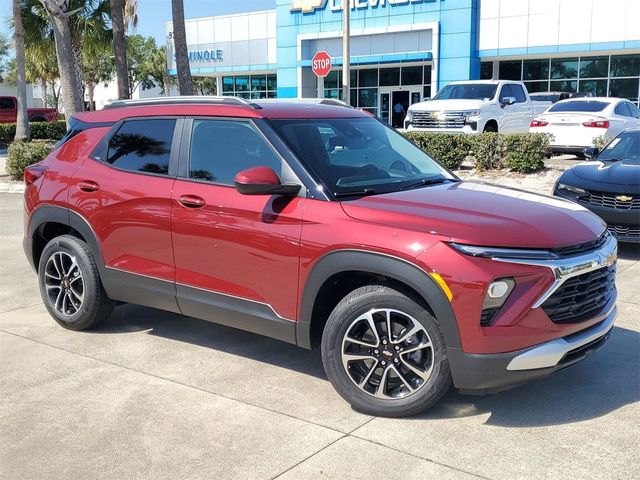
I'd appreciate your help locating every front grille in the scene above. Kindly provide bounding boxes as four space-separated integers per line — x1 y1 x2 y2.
584 191 640 210
608 224 640 238
552 232 608 257
411 111 465 129
542 263 616 324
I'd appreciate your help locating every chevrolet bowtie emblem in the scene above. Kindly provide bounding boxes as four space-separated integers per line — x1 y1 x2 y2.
290 0 327 13
616 195 633 202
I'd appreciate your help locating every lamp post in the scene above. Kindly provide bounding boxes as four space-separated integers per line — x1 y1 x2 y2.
342 0 350 106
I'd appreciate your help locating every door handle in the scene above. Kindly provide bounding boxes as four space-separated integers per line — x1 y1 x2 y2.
77 180 100 192
178 194 206 208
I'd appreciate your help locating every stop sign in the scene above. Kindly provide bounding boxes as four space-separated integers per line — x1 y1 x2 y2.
312 51 332 78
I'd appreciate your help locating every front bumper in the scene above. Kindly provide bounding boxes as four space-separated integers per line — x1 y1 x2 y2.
404 124 479 135
449 305 616 393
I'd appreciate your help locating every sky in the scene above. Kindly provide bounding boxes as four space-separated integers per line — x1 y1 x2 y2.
1 0 276 44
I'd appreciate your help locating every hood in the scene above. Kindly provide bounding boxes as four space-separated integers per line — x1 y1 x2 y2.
341 181 606 249
570 159 640 187
409 99 485 112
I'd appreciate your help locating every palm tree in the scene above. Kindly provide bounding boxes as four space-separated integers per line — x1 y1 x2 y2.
171 0 192 95
12 0 30 142
109 0 137 99
38 0 84 118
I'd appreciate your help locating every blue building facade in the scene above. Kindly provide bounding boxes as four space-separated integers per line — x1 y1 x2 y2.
167 0 640 121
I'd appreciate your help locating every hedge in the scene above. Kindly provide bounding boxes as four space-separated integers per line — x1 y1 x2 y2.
404 132 471 169
405 131 550 174
0 120 67 145
6 140 56 180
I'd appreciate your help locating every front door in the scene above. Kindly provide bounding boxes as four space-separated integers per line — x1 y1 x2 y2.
391 91 410 128
171 118 305 334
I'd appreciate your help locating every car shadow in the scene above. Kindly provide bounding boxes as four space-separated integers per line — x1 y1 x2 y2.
93 303 638 427
618 242 640 261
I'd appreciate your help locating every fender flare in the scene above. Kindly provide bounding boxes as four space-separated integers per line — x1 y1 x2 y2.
296 250 461 350
26 205 106 274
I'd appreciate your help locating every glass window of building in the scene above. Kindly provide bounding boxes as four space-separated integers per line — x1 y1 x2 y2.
359 69 378 87
498 61 521 80
222 74 278 98
401 66 423 85
580 56 608 78
523 59 549 81
610 78 639 104
480 62 493 80
610 55 640 77
551 58 578 79
380 68 400 87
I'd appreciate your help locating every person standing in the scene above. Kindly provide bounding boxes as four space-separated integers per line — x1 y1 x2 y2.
393 100 405 128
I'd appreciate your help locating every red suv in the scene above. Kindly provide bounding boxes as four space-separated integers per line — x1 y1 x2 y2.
23 97 617 417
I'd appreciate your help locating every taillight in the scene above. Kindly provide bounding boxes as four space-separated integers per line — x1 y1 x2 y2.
23 165 48 185
530 120 549 127
582 120 609 128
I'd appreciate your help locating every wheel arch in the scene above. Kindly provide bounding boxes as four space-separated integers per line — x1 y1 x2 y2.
26 206 105 273
296 250 461 350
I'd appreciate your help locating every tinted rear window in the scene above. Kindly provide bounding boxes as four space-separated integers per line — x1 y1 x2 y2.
106 119 176 175
548 101 609 112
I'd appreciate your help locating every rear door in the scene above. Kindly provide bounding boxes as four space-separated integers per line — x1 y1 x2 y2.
170 117 305 337
69 116 181 311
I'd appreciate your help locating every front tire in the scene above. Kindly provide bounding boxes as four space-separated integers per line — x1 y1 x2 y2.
321 285 451 417
38 235 115 331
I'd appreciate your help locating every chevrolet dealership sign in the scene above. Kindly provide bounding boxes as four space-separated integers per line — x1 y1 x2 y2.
291 0 435 13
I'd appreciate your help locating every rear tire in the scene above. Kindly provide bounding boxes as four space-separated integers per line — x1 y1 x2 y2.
38 235 114 331
321 285 451 417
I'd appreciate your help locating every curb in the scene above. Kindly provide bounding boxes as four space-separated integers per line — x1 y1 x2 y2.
0 181 25 194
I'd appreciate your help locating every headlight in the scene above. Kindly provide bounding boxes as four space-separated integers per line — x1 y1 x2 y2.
462 110 481 118
557 183 587 196
450 243 559 260
406 111 413 121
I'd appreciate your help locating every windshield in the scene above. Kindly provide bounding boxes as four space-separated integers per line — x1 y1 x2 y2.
598 131 640 162
548 101 609 113
432 84 497 101
270 117 455 198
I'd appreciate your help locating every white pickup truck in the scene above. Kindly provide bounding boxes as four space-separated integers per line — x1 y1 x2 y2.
405 80 550 134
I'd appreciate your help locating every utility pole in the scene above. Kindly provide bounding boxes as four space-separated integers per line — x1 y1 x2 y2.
342 0 350 106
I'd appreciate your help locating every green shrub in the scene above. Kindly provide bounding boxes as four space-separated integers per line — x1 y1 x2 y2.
30 120 67 141
6 140 55 180
404 132 471 169
469 133 506 171
503 133 549 173
0 120 66 145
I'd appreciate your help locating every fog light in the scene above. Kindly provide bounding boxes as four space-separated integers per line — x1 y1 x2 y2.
488 281 510 299
481 278 516 326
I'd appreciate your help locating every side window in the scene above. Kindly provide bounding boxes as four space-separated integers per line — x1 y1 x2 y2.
499 84 512 103
0 97 15 109
626 102 640 118
106 118 176 175
511 84 527 103
188 119 281 185
614 102 631 117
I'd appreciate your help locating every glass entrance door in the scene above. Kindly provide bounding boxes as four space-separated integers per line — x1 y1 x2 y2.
380 93 390 125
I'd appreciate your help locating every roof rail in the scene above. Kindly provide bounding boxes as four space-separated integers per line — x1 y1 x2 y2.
255 98 355 109
104 95 263 109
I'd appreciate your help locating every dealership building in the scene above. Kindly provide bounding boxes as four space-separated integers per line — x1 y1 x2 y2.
166 0 640 123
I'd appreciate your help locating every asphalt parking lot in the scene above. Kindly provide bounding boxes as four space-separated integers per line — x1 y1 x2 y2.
1 191 638 480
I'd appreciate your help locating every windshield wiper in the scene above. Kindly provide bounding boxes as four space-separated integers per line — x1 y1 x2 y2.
401 177 459 191
333 188 377 198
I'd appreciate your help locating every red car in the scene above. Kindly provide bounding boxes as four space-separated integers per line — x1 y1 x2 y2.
0 96 58 123
22 97 617 417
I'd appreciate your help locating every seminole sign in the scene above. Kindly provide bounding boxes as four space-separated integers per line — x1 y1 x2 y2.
291 0 437 14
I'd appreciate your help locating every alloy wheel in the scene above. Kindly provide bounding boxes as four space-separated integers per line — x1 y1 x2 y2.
44 251 84 316
341 308 434 399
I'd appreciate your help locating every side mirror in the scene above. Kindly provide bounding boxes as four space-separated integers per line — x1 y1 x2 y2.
501 96 516 106
583 147 599 159
234 166 301 196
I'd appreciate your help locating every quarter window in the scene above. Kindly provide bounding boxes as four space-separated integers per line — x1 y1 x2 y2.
106 119 176 175
188 120 281 186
